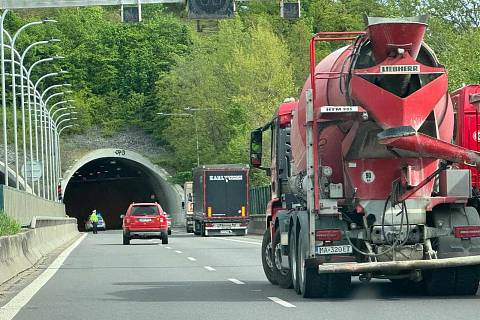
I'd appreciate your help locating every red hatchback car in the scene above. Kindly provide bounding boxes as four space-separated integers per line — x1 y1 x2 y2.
122 203 169 245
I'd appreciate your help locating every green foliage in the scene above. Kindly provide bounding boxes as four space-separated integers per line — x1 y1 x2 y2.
0 212 21 236
5 1 480 187
156 17 295 175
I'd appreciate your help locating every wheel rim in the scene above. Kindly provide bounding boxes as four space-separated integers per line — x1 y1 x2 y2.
291 237 297 283
299 238 305 286
265 243 274 269
274 243 289 276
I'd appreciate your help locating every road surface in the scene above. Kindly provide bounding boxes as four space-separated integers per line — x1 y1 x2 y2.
1 230 479 320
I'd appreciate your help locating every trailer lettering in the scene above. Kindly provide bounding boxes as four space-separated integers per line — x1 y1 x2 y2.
209 175 243 182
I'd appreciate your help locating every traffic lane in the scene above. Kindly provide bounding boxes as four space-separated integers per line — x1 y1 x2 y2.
10 231 297 320
167 231 480 320
9 230 480 320
162 232 268 283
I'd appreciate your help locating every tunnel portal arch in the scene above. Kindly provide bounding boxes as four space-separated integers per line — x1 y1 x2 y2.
62 148 183 229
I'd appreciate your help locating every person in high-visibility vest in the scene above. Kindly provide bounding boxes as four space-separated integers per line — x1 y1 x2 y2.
89 210 99 234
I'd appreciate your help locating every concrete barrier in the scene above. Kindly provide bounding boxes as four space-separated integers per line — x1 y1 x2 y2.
248 215 267 235
0 186 66 226
0 217 79 285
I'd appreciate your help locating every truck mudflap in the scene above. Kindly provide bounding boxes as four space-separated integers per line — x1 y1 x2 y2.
317 255 480 274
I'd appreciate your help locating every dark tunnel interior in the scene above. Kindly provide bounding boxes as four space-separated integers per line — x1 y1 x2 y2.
64 157 168 231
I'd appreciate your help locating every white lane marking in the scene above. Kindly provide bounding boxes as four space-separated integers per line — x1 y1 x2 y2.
175 250 183 254
165 246 172 249
228 278 245 285
214 238 261 246
0 234 87 320
267 297 296 308
204 266 216 271
187 257 196 261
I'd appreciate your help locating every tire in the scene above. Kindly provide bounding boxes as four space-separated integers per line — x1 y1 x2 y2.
289 226 300 293
425 266 480 296
123 234 130 245
168 229 172 235
297 234 351 298
193 221 201 236
454 266 480 295
272 228 292 289
297 234 323 298
201 223 206 237
162 233 169 245
261 229 278 285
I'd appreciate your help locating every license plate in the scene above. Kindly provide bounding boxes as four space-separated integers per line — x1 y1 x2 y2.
214 223 240 229
220 230 233 234
316 245 352 255
139 218 151 222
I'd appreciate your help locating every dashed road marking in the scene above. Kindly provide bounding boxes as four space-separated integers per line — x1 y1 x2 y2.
267 297 296 308
175 250 183 254
0 234 87 320
165 246 172 249
214 238 261 246
228 278 245 285
187 257 196 261
204 266 216 271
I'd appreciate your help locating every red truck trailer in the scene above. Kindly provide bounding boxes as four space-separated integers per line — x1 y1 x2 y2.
251 16 480 298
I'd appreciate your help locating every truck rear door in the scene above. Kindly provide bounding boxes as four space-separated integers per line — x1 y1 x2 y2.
205 170 248 218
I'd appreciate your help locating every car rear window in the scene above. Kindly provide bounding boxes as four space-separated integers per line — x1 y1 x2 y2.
131 205 159 216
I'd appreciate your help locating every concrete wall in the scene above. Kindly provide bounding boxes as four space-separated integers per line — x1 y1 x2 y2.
248 215 267 235
0 186 66 226
0 217 79 285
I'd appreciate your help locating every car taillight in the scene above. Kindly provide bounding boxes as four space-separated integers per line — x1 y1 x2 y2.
315 229 342 241
159 217 164 223
454 226 480 238
126 218 131 224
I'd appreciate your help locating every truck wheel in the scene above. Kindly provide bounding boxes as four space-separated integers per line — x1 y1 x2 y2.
201 223 207 237
162 233 169 245
454 266 480 295
272 228 292 289
261 229 278 285
289 227 300 293
426 266 480 296
425 268 456 296
193 221 201 236
297 234 351 298
123 234 130 245
297 234 324 298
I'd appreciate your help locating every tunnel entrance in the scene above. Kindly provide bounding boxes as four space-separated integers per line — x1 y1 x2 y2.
62 149 182 231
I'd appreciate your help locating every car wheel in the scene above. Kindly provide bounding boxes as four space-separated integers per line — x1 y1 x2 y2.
162 233 169 245
123 234 130 245
168 229 172 235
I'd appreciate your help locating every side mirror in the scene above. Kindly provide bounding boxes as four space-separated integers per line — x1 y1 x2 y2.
120 214 125 219
250 129 263 167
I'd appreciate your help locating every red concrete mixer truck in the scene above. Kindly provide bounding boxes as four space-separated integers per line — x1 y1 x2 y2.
250 16 480 298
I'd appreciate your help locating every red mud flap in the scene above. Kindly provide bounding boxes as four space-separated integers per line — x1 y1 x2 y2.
317 255 480 274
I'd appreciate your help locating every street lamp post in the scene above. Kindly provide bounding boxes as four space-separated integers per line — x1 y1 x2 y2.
1 10 9 186
19 40 57 192
26 57 64 193
10 20 56 189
